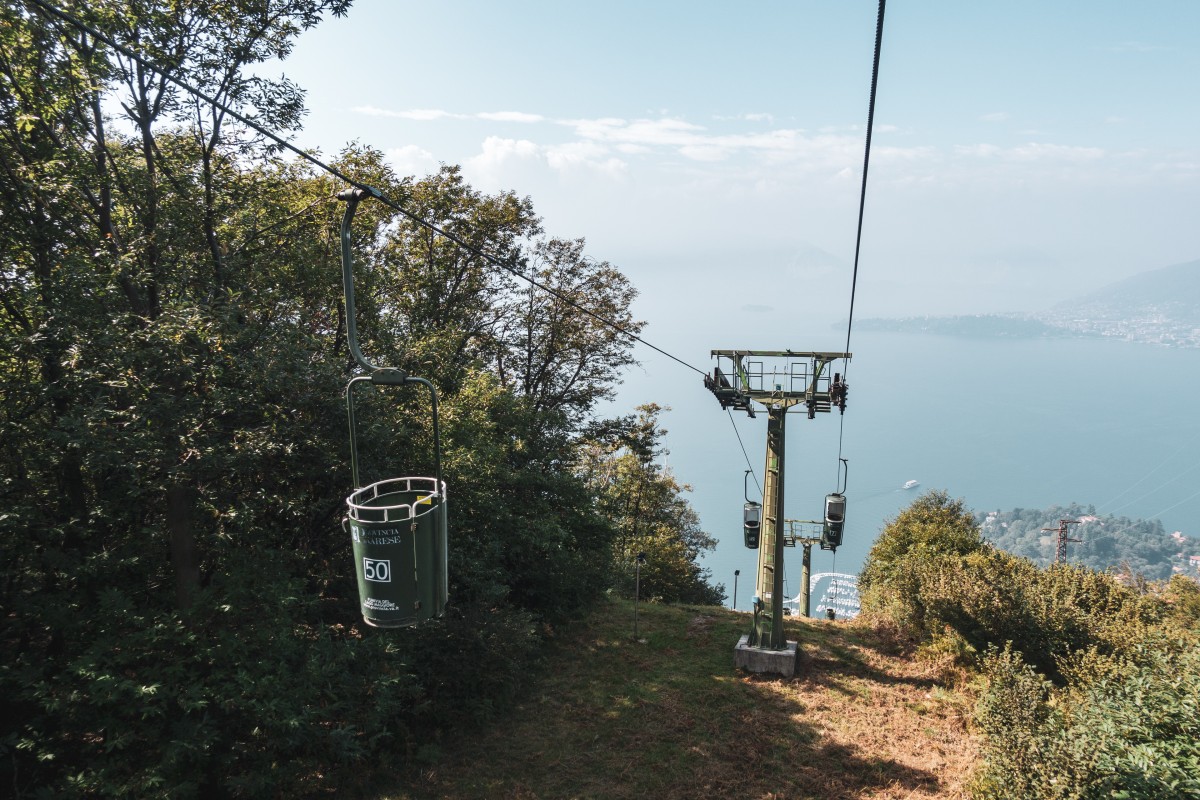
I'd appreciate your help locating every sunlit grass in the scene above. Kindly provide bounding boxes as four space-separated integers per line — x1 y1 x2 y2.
381 596 980 799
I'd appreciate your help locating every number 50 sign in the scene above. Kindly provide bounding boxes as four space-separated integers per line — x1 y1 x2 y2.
363 557 392 583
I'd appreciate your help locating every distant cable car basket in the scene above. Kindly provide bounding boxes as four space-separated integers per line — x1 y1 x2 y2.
821 492 846 551
744 501 762 549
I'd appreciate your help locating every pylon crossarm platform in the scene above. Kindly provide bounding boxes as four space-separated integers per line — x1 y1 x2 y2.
705 350 851 417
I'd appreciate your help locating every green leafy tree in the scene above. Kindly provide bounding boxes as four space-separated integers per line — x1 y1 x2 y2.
580 404 725 606
859 489 983 628
374 164 538 384
493 236 643 430
334 157 642 620
1 2 658 794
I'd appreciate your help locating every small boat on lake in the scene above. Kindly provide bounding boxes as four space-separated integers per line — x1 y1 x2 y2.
903 479 919 490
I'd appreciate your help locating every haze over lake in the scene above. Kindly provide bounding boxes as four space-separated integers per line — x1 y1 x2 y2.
609 329 1200 610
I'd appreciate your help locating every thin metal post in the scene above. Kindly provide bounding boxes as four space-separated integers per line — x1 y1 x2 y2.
634 552 646 638
733 569 740 610
800 542 812 618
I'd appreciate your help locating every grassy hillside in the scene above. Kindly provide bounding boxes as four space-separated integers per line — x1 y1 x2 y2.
382 597 979 800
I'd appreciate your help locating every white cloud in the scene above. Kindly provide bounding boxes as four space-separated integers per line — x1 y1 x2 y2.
874 144 937 163
953 142 1104 162
678 144 730 162
554 116 865 167
354 105 462 121
476 111 545 123
544 140 603 167
463 137 627 180
546 142 627 176
363 105 1137 194
466 136 541 171
713 112 775 122
1009 143 1104 162
561 117 710 149
385 145 437 175
956 143 1002 158
357 106 885 173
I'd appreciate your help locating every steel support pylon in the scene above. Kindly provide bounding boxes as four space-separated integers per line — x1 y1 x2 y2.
705 350 851 664
750 405 788 648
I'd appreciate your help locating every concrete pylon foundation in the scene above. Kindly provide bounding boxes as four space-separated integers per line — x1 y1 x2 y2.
734 635 798 678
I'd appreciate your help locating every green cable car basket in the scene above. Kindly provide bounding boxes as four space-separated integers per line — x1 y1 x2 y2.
337 187 449 628
345 476 448 628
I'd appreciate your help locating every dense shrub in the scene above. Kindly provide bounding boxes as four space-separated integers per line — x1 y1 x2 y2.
861 491 1170 683
2 551 544 798
975 643 1200 800
5 553 415 797
859 490 985 631
913 551 1164 682
861 494 1200 799
1159 574 1200 635
972 645 1054 797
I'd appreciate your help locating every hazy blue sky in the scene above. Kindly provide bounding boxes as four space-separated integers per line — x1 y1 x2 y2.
276 0 1199 324
263 2 1200 580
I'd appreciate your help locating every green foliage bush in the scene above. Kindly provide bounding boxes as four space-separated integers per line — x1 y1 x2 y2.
973 645 1054 797
861 490 1171 684
864 494 1200 799
1159 574 1200 635
2 551 547 798
580 405 726 607
913 552 1164 683
859 490 985 631
5 553 418 797
975 643 1200 800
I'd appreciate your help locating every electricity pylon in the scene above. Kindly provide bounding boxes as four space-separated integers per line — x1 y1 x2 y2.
1043 518 1082 564
705 350 850 651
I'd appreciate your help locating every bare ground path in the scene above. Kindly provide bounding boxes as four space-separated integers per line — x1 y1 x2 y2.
389 598 979 800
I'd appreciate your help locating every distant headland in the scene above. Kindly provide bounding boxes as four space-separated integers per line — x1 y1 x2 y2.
854 259 1200 348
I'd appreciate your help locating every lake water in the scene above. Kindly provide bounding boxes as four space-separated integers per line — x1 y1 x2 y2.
607 331 1200 613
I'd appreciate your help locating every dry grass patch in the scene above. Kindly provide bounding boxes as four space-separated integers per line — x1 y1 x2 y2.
385 597 979 799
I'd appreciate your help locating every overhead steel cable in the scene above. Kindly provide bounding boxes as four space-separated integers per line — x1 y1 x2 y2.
727 409 762 498
843 0 887 368
24 0 707 377
835 0 887 478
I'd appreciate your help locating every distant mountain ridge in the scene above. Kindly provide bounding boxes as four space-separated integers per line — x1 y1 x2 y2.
1065 259 1200 311
857 259 1200 347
